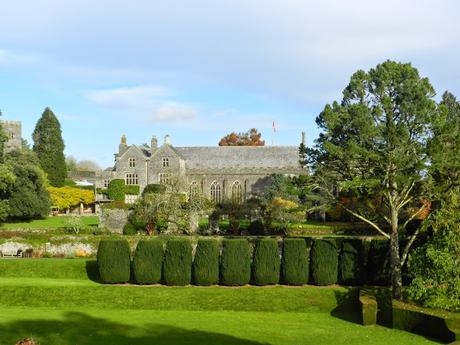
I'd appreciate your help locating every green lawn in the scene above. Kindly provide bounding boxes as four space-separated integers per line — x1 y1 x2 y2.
0 259 440 344
0 216 99 229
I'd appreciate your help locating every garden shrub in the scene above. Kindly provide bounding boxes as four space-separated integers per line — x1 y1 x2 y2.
133 239 163 284
282 238 309 285
97 239 131 283
248 220 265 236
193 239 220 286
367 240 391 285
340 239 366 285
220 238 251 286
123 222 138 235
107 179 125 201
252 238 280 285
310 239 338 286
163 238 192 286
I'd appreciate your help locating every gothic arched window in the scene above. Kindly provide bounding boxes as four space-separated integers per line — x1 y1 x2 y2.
231 181 242 203
210 181 221 203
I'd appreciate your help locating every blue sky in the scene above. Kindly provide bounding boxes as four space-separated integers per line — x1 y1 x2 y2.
0 0 459 167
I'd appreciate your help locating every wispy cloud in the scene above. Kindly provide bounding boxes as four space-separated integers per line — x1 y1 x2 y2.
86 85 197 122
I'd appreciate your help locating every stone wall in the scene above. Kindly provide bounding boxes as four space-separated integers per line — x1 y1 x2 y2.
98 208 129 233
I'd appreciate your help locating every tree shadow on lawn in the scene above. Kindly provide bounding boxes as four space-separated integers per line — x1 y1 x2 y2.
0 311 269 345
330 287 361 324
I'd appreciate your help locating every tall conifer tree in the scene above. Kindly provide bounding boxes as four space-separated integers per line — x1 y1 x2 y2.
33 108 67 187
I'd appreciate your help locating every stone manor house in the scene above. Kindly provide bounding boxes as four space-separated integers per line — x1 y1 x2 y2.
96 134 306 204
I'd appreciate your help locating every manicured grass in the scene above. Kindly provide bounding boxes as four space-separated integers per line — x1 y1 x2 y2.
0 307 438 345
0 259 442 344
0 216 99 229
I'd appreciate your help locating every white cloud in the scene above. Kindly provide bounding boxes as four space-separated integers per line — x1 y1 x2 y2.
86 85 197 122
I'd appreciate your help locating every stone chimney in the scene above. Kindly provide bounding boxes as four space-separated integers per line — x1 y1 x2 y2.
119 134 128 155
151 135 158 152
301 131 306 146
164 134 171 145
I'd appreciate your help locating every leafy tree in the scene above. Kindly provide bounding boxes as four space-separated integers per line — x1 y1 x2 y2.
5 149 51 219
406 91 460 311
77 160 101 172
33 107 67 187
309 61 436 298
0 117 16 221
65 156 78 173
218 128 265 146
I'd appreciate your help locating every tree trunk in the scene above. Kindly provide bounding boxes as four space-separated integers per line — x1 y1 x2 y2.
390 207 402 299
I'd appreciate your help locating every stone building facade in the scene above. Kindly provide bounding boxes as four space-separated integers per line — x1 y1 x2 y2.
96 134 306 203
0 120 22 153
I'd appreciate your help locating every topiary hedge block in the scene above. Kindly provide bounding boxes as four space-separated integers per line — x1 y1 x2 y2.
310 239 338 286
367 240 391 286
392 300 458 343
193 239 220 286
282 238 309 285
133 239 163 284
97 239 131 283
340 239 366 285
163 238 192 286
107 179 126 201
220 239 251 286
359 291 377 326
252 238 280 285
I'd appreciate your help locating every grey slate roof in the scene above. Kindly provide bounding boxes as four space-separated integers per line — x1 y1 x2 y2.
173 146 302 170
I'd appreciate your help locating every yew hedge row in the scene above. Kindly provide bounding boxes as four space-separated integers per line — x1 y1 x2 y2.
97 237 390 286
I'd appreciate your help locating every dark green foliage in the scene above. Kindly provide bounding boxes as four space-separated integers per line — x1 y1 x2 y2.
32 108 67 187
97 239 131 283
282 238 309 285
220 239 251 286
193 239 219 286
123 222 137 235
133 239 163 284
392 301 457 343
252 238 280 285
367 240 390 285
248 220 265 236
107 179 125 201
310 239 338 286
142 184 166 196
163 238 192 286
340 240 365 285
5 150 50 219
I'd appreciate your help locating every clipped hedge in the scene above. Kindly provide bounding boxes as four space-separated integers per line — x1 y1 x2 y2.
133 239 164 284
107 179 126 201
142 183 167 196
367 240 391 285
193 239 220 286
252 238 280 285
97 239 131 283
340 239 366 285
220 239 251 286
310 239 338 286
282 238 309 285
163 238 192 286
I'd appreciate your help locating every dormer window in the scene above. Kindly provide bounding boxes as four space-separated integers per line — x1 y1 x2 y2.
162 157 169 168
129 157 136 168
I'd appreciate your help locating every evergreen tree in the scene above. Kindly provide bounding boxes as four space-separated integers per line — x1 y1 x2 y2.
0 115 16 221
309 61 436 298
33 108 67 187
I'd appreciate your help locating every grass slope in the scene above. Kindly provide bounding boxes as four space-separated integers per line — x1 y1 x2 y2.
0 307 438 345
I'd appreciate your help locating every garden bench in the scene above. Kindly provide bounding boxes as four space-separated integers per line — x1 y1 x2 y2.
0 249 23 258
